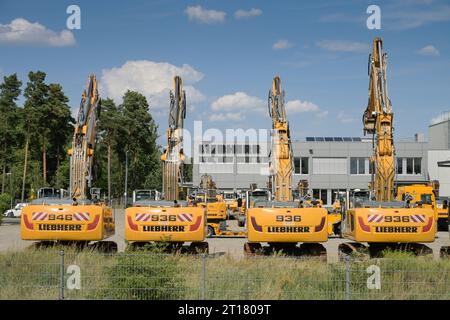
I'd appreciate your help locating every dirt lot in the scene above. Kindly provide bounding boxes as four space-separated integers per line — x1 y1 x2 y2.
1 209 449 262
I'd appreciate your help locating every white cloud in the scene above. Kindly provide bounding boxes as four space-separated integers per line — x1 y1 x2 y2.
0 18 75 47
209 112 243 122
317 110 329 118
234 8 262 19
99 60 205 111
211 92 265 112
387 4 450 29
316 40 369 53
285 100 320 113
416 45 440 56
337 111 355 123
272 39 294 50
184 6 226 24
209 92 265 122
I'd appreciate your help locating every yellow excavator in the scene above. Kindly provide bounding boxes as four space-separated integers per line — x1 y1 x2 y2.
194 174 245 237
245 76 328 256
125 76 208 253
338 38 436 257
21 75 116 251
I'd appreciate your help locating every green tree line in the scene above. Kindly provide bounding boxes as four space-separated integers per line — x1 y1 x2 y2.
0 71 162 211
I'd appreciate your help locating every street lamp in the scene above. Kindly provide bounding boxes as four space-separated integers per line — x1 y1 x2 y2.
6 171 12 209
124 150 129 207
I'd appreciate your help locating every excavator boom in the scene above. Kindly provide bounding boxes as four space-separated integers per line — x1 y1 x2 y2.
69 74 100 199
363 38 395 202
161 76 186 201
268 76 293 202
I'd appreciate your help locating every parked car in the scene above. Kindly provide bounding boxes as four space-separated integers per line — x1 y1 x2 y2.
3 203 28 218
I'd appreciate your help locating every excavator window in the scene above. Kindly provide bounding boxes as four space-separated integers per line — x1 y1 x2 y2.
420 194 433 205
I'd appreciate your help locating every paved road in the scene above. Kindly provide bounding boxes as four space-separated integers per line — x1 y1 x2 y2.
1 209 449 262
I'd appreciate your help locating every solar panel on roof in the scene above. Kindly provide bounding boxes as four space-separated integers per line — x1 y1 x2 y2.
352 137 362 142
325 137 333 141
343 137 352 141
315 137 324 141
306 137 315 141
334 137 344 142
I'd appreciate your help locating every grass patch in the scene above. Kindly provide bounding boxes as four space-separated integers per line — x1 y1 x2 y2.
1 249 449 300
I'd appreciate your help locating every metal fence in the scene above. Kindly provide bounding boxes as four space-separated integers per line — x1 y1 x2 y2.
1 250 450 300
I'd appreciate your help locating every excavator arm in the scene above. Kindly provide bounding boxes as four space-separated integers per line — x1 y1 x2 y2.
363 38 395 202
161 76 186 201
69 74 100 200
268 76 293 202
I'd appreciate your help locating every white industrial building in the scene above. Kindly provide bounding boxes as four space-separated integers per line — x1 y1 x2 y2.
193 113 450 205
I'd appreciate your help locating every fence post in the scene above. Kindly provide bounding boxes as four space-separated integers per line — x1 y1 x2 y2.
59 250 65 300
345 255 350 300
201 254 206 300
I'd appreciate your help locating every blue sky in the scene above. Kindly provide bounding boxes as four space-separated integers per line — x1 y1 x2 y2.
1 0 449 143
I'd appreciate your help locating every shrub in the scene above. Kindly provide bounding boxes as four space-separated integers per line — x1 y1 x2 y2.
0 193 12 224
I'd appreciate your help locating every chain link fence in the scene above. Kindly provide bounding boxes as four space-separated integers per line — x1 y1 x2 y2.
1 250 450 300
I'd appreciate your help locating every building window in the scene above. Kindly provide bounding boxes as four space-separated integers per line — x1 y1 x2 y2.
312 189 329 205
331 189 344 204
350 157 368 175
301 157 309 174
321 189 328 205
397 157 421 175
414 157 421 174
358 157 365 174
294 157 309 174
396 158 403 174
312 189 320 200
406 158 413 174
350 158 357 174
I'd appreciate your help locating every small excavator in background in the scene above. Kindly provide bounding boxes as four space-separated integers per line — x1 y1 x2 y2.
240 186 271 227
245 76 328 256
125 76 208 253
221 190 240 219
338 38 436 257
195 174 245 237
396 181 448 231
21 74 116 251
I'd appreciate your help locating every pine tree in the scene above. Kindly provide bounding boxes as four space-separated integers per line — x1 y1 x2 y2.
0 74 22 195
